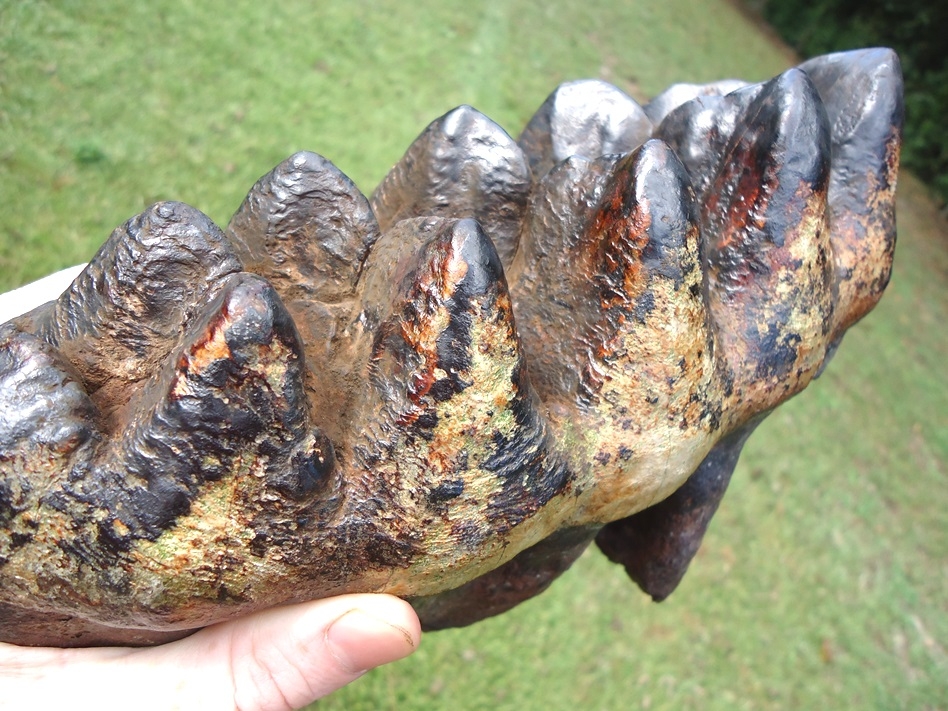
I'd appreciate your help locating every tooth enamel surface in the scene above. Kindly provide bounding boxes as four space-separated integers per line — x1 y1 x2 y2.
0 49 903 646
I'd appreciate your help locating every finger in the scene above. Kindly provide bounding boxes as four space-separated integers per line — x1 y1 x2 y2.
0 594 420 711
170 594 421 711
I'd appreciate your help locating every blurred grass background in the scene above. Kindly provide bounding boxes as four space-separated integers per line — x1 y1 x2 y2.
1 1 945 709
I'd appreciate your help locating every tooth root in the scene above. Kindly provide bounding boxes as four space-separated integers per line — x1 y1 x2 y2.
31 202 242 400
799 49 903 335
226 151 380 303
351 217 570 575
691 69 835 421
410 525 596 630
595 421 757 601
93 273 332 543
370 106 531 269
518 79 653 183
643 79 749 126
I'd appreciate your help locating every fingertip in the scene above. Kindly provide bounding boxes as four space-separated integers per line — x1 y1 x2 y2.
324 595 421 674
223 594 422 710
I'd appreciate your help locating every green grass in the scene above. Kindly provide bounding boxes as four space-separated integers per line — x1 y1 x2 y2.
1 1 945 709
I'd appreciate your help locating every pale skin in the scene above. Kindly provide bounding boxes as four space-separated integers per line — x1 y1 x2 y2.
0 269 422 711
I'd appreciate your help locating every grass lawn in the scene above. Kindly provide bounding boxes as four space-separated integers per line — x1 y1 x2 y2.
1 1 945 709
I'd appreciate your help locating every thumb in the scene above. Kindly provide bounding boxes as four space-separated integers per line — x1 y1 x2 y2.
0 594 421 711
174 594 422 711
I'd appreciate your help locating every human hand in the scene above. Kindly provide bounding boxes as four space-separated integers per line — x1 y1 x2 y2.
0 271 422 710
0 593 421 710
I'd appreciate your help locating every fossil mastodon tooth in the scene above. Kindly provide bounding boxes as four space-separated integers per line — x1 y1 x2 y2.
0 49 903 646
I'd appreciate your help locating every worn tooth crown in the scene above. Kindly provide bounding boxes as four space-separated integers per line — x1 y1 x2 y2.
370 105 531 269
227 151 381 303
0 49 903 647
642 78 749 126
518 79 654 182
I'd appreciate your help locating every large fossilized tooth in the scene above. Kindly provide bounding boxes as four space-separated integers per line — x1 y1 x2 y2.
410 524 598 630
0 49 903 646
370 105 531 268
518 79 653 183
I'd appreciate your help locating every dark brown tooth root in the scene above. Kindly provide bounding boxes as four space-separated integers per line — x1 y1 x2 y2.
370 106 531 269
799 48 903 336
409 525 598 630
596 420 759 600
518 79 653 184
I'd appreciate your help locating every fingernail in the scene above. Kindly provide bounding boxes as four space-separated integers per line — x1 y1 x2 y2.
325 609 417 674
